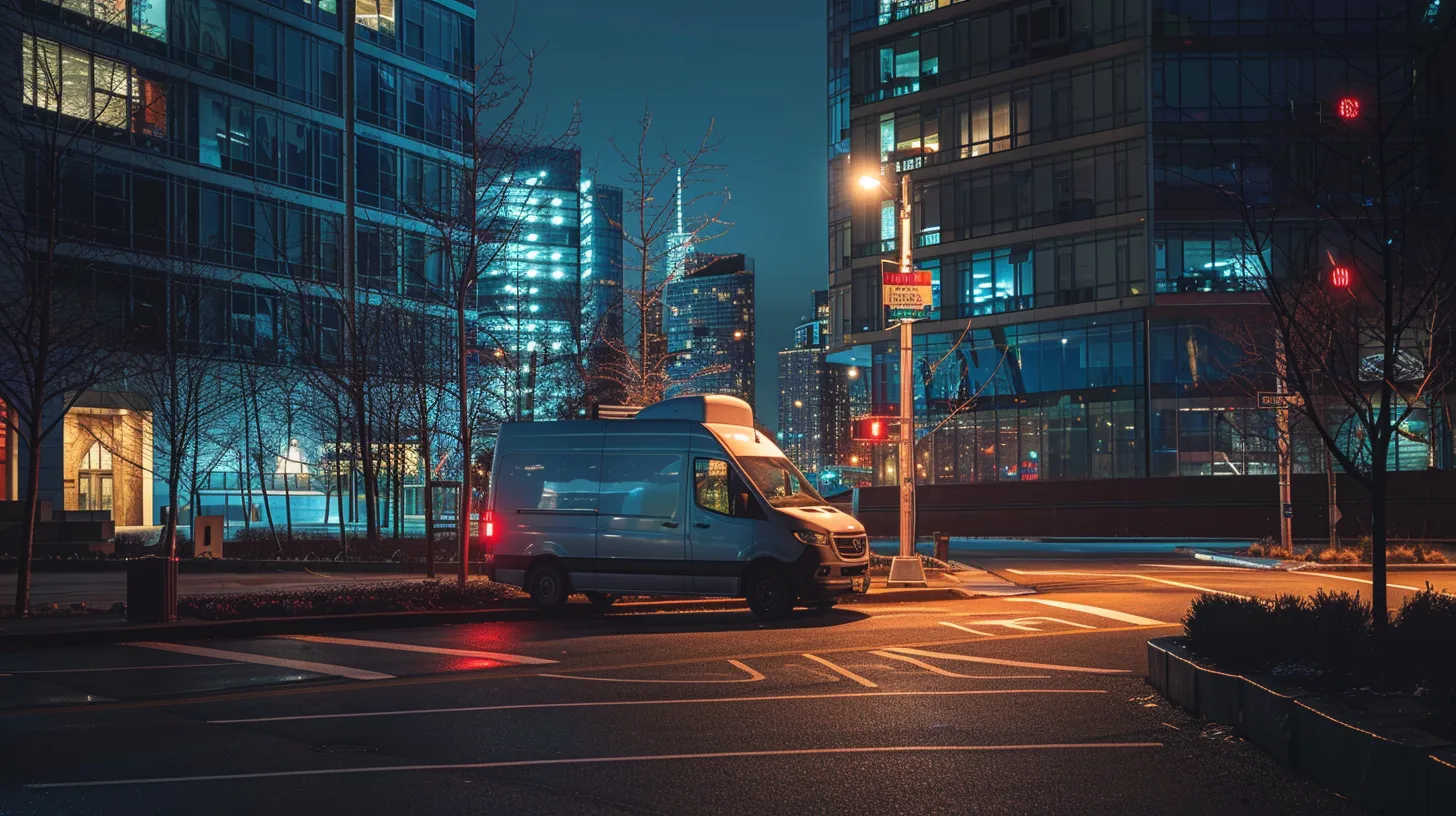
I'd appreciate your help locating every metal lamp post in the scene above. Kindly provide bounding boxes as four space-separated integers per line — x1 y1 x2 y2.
860 168 928 586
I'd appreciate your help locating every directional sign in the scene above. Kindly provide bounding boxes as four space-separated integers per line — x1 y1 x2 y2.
883 269 933 322
1259 392 1306 409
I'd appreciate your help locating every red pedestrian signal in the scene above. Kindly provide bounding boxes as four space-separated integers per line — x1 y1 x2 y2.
852 416 895 442
1336 97 1361 120
1331 266 1352 289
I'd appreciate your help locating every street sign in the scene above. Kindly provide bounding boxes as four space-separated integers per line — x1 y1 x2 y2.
1259 392 1306 409
883 269 932 322
1282 503 1294 519
1332 507 1343 524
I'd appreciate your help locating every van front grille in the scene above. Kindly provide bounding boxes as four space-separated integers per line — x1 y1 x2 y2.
833 535 867 558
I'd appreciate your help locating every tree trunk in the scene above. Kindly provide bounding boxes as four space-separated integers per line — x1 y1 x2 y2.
353 388 380 543
1370 465 1389 630
12 409 44 618
457 304 471 586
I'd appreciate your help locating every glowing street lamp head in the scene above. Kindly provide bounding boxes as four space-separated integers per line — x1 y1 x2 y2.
858 174 882 191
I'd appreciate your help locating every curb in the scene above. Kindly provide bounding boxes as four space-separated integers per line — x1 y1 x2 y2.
1147 637 1456 815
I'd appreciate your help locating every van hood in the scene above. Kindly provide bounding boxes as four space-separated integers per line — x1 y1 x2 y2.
775 505 865 535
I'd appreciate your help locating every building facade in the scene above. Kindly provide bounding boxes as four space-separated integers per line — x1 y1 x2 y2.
828 0 1453 489
663 253 756 407
583 181 626 406
778 307 826 477
2 0 475 531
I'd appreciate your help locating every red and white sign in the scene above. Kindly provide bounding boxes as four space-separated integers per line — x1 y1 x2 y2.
883 269 933 316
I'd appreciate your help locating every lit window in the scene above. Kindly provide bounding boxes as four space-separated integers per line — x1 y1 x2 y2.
39 0 166 39
356 0 395 36
22 35 166 137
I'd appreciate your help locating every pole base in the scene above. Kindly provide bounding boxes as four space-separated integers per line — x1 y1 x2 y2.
886 555 929 587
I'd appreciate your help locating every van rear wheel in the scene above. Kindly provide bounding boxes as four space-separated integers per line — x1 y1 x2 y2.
527 561 570 610
744 565 795 621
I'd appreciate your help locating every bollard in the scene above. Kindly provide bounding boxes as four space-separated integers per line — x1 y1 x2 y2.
933 531 949 563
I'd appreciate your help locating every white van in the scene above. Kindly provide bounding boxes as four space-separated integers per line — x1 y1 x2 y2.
484 395 871 620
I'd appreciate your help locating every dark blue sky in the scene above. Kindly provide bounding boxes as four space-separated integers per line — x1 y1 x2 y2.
481 1 827 429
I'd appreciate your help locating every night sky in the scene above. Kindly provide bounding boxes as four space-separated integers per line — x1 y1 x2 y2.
479 1 827 430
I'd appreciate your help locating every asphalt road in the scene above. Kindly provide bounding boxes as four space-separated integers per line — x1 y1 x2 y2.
3 554 1435 814
0 570 431 607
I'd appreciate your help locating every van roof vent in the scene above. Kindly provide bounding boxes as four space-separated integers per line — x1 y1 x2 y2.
633 395 754 427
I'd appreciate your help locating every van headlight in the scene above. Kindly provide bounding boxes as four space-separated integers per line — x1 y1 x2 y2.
793 530 830 547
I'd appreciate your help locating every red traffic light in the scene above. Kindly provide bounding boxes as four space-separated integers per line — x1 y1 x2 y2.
1336 97 1361 120
852 416 895 442
1331 266 1352 288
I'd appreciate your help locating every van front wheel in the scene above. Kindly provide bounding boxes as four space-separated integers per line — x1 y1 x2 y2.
744 565 795 621
527 561 570 609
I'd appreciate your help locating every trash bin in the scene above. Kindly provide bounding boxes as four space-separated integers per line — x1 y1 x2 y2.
126 556 177 624
933 531 949 563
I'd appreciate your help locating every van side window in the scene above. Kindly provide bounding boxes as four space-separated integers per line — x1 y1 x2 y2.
694 458 760 519
495 455 600 512
599 454 683 520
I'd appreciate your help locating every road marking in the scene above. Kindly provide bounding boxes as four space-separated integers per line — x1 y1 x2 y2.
870 651 1050 680
1302 573 1425 592
1005 598 1166 626
540 659 763 684
802 654 877 687
124 642 394 681
274 635 558 665
1005 568 1250 599
0 662 241 675
26 742 1163 788
208 688 1105 725
1138 564 1245 571
885 647 1130 675
940 622 996 636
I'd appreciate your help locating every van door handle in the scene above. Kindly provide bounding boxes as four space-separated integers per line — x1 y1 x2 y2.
693 522 711 529
662 521 680 528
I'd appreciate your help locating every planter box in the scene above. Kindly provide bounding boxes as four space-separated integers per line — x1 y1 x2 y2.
1146 637 1454 814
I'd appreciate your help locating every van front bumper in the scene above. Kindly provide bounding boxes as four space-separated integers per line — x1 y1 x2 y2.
794 549 871 599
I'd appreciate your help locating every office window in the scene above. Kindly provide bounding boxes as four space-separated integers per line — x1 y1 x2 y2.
22 35 166 140
357 0 396 36
39 0 167 39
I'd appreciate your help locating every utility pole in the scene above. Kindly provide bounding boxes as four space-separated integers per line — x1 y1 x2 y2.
891 170 926 586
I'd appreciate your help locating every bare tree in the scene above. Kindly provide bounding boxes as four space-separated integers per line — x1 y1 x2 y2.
0 17 166 615
1179 4 1456 625
594 109 731 406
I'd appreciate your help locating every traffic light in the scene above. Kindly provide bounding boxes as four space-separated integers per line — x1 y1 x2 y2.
1331 266 1352 289
1336 96 1361 120
852 416 895 442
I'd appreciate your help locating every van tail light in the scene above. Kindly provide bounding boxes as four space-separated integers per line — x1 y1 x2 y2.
482 511 495 542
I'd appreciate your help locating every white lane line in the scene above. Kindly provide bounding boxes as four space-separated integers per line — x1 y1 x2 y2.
802 654 878 687
26 743 1163 788
870 651 1050 680
124 642 393 682
274 635 558 666
207 689 1107 725
0 662 241 675
939 621 996 636
886 647 1130 675
1005 598 1167 626
1138 564 1246 571
1005 568 1250 599
539 659 763 684
1302 573 1426 592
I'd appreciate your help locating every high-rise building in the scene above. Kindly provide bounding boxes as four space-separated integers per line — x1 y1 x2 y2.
3 0 475 525
474 148 587 422
828 0 1453 488
582 181 625 405
778 307 825 475
664 253 755 407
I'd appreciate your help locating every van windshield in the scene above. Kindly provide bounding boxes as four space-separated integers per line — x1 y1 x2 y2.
737 457 826 508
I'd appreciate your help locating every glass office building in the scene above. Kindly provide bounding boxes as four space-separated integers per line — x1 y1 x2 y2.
828 0 1451 487
5 0 475 525
664 253 756 408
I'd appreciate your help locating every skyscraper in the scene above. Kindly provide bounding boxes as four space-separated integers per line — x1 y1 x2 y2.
827 0 1453 487
3 0 475 524
663 253 755 407
778 298 826 476
583 180 625 406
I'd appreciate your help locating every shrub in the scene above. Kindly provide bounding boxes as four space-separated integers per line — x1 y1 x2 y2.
1303 590 1370 668
1246 537 1298 560
1316 546 1362 565
177 578 524 620
1389 587 1456 699
1184 593 1277 668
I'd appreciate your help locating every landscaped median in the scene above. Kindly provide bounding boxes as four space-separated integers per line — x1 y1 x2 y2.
1147 590 1456 814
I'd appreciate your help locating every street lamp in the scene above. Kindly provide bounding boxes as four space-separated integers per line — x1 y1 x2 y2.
858 164 928 586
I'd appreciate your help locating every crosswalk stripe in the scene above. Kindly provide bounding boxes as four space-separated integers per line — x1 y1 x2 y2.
124 642 393 681
871 651 1049 680
1005 598 1166 626
885 647 1130 675
274 635 558 665
802 654 878 687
